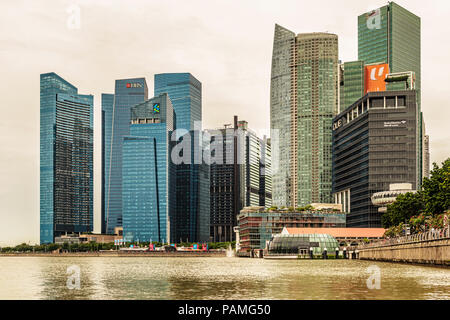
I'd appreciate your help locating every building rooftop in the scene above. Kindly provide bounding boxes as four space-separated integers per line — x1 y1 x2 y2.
283 228 386 238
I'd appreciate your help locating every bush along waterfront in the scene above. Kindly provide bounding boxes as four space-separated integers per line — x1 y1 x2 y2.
0 241 236 253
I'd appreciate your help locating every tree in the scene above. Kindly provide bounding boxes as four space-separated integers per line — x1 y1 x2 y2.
382 192 424 228
421 158 450 214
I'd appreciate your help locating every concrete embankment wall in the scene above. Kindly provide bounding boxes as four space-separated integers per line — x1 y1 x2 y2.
358 238 450 266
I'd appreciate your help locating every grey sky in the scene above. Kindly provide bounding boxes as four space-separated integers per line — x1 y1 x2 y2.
1 0 449 246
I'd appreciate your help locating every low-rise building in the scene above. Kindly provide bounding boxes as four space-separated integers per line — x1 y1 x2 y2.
236 206 346 252
281 227 386 246
55 232 123 244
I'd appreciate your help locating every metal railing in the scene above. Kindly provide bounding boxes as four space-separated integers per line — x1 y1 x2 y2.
358 226 450 250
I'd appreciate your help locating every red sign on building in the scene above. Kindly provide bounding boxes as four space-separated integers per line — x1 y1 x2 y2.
365 63 389 93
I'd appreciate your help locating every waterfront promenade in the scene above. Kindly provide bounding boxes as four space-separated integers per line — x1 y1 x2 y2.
358 227 450 266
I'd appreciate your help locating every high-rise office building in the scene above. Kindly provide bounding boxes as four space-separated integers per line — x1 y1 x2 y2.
339 61 365 110
102 78 148 235
270 25 339 207
154 72 209 243
207 118 245 243
122 93 174 243
154 73 202 132
358 2 423 184
170 130 210 243
332 90 418 227
40 73 93 244
259 137 272 208
240 120 261 208
207 116 272 242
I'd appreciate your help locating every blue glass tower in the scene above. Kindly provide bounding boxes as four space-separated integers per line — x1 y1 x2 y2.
40 73 93 244
122 93 174 243
154 73 202 132
103 79 148 234
155 73 209 242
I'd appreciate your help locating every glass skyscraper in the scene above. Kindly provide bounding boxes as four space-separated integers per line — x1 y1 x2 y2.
103 78 148 235
154 73 202 132
270 24 295 207
339 61 365 111
154 73 209 243
122 93 174 243
270 25 339 207
358 2 423 184
40 73 93 244
170 130 210 243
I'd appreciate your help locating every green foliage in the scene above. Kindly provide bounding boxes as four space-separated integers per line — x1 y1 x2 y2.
421 159 450 214
382 158 450 230
293 205 314 212
384 223 405 238
382 192 424 228
208 242 235 250
408 212 447 233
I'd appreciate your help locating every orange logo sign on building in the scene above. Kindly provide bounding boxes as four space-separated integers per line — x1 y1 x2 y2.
365 63 389 93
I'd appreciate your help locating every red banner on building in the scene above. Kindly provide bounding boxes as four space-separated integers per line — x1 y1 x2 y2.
365 63 389 93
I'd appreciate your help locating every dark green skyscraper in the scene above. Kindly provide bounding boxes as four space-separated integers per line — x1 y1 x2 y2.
358 1 423 185
339 61 365 110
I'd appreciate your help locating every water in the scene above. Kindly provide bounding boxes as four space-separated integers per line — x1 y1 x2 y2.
0 257 449 300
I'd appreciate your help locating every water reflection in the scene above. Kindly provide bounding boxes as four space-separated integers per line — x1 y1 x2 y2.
0 257 448 300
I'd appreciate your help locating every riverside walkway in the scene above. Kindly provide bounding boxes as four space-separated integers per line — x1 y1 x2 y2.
357 226 450 266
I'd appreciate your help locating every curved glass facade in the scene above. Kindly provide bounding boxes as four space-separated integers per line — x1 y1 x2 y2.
268 234 339 255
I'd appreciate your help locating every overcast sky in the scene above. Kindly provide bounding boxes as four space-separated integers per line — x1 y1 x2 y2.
1 0 449 246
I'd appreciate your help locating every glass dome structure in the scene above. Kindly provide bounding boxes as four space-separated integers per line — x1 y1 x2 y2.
268 233 339 255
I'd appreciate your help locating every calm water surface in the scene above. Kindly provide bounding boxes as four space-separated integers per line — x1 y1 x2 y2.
0 257 449 300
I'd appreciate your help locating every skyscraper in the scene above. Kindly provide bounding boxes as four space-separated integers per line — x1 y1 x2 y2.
270 25 339 207
207 118 245 243
259 137 272 208
332 90 418 227
154 72 209 243
339 60 365 110
154 73 202 132
103 78 148 235
170 130 210 243
207 116 272 242
40 73 93 244
122 93 174 243
270 25 295 208
358 2 423 184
